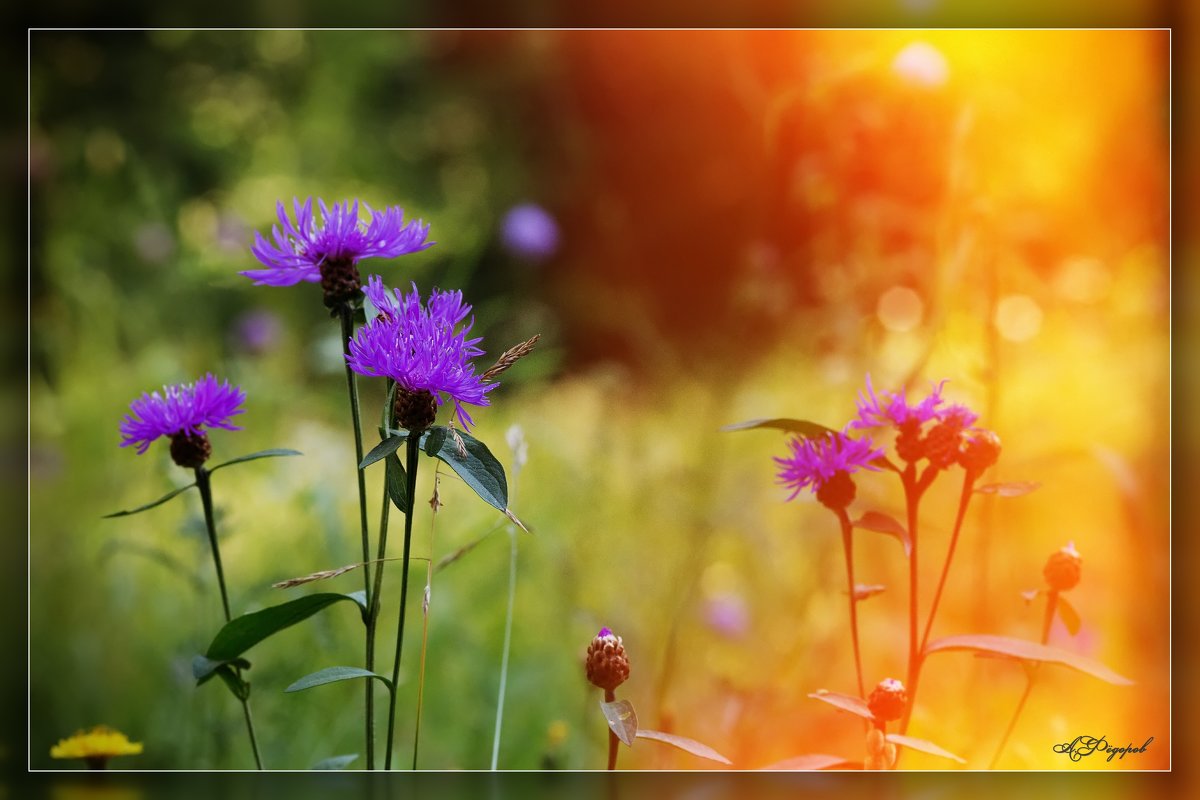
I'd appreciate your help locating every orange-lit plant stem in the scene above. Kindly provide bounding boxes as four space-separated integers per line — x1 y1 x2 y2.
833 507 865 699
605 689 619 770
989 590 1057 768
898 464 931 737
920 471 978 654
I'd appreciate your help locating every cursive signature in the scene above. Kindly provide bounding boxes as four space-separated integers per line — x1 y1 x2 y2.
1053 735 1154 762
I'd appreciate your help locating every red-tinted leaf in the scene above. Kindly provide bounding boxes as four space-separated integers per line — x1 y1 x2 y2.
885 734 966 764
924 634 1133 685
599 699 638 746
1057 596 1082 636
1020 589 1041 605
974 481 1040 497
760 753 857 770
808 690 874 720
850 584 887 601
635 729 731 765
853 511 911 557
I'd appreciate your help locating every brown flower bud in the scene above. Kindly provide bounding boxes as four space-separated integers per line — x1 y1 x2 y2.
1044 542 1082 592
895 419 925 463
585 627 630 692
169 430 211 469
394 387 438 433
867 678 907 725
816 470 856 511
959 429 1002 474
320 257 363 308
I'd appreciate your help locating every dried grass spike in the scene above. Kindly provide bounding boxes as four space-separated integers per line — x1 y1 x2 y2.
481 334 541 382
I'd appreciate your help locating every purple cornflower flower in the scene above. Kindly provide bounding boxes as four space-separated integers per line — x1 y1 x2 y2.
500 203 560 261
119 374 246 467
243 198 432 306
848 374 947 431
346 276 496 430
775 432 884 507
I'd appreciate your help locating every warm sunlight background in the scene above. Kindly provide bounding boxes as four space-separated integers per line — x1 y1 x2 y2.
29 30 1167 772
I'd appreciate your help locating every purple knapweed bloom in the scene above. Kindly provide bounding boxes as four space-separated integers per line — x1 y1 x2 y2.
244 198 432 306
775 432 884 503
500 203 560 261
848 374 948 431
119 375 246 467
346 276 496 430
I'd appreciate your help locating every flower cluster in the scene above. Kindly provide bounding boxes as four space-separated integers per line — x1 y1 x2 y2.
346 276 496 431
119 374 246 467
244 198 432 306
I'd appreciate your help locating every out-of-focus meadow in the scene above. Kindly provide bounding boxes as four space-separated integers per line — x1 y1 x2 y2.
29 30 1167 770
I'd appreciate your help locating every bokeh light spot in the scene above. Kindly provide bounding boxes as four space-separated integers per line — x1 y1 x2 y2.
877 286 925 332
84 129 125 173
892 42 949 87
1054 256 1112 304
994 294 1044 342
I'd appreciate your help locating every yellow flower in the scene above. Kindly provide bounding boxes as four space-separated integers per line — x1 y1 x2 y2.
51 726 143 764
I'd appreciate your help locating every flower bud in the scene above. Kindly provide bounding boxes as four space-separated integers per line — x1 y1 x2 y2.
394 387 438 433
959 429 1002 474
169 430 211 469
1044 542 1082 592
867 678 907 725
585 627 630 692
816 470 856 511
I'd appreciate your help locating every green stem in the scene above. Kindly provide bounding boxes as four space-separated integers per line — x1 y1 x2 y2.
337 303 375 768
834 507 865 699
364 471 392 771
920 471 977 653
490 464 522 770
605 689 618 770
195 467 264 770
384 435 420 769
989 590 1057 768
412 465 441 771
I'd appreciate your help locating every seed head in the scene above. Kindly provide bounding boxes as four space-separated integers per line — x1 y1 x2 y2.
585 627 630 693
1044 542 1082 592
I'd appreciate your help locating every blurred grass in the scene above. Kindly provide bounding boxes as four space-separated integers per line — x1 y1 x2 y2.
29 30 1168 771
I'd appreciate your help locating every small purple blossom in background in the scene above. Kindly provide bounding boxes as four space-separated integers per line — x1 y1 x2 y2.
232 309 282 355
119 374 246 455
775 432 884 501
243 198 432 300
500 203 560 261
346 276 496 429
704 593 750 638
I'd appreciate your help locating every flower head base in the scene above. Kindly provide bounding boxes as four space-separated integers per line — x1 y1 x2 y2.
119 374 245 467
775 432 884 510
244 198 432 307
586 627 630 693
1044 541 1082 592
347 277 496 430
51 725 142 769
867 678 908 725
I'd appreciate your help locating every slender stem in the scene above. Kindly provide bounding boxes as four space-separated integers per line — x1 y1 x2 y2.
989 591 1057 768
920 472 977 653
605 689 619 770
195 467 264 770
491 463 522 770
384 435 420 770
833 507 865 699
899 466 923 736
364 471 392 771
412 466 441 770
337 303 376 769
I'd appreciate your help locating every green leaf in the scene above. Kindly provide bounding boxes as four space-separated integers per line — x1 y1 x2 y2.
103 483 196 518
885 733 966 764
214 665 250 700
599 699 638 746
975 481 1040 497
285 666 393 693
635 729 731 765
312 754 359 770
759 753 858 770
208 448 302 473
422 426 508 512
345 589 368 616
360 434 408 470
1057 596 1082 636
192 654 251 685
203 593 361 663
808 690 874 720
385 453 408 513
924 634 1133 685
720 418 838 438
853 511 911 557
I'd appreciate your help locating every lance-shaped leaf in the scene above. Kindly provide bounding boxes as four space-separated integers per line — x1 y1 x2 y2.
386 453 408 512
635 729 732 765
103 483 196 518
192 655 251 685
759 753 858 770
214 664 250 701
853 511 911 557
422 426 508 512
208 448 302 473
202 593 363 666
312 754 359 770
886 734 966 764
924 634 1133 685
807 690 874 721
850 584 887 601
285 666 393 693
1057 596 1082 636
720 418 838 438
600 699 638 746
360 434 408 470
975 481 1040 497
